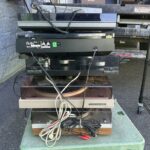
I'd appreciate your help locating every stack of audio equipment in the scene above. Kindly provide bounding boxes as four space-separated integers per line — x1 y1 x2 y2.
16 1 150 147
16 6 119 145
19 75 115 136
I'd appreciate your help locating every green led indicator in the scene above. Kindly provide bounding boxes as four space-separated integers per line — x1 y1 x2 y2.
52 42 58 48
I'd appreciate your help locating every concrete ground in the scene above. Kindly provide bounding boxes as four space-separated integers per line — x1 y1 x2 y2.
0 59 150 150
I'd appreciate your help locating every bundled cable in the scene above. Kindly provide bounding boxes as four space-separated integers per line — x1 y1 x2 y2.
61 118 101 137
39 72 81 147
39 102 71 147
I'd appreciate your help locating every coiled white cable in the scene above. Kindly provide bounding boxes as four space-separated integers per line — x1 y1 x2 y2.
39 72 81 147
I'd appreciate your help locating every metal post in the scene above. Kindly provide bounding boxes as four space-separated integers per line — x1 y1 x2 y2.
137 41 150 114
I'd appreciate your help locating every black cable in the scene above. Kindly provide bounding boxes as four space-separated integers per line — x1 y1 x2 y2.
24 109 32 119
34 3 82 34
13 70 25 97
30 52 63 96
66 9 81 32
35 5 68 34
61 118 101 137
23 0 31 13
63 6 68 13
13 75 20 97
30 52 80 115
81 49 97 114
49 0 57 14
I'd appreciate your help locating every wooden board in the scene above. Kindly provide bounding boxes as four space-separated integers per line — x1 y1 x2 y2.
32 127 112 136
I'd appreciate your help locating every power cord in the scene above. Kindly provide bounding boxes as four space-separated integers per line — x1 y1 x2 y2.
23 0 31 13
32 3 82 34
30 52 80 115
82 48 98 113
61 118 101 137
13 69 25 97
54 72 81 115
49 0 57 14
34 5 68 34
30 52 62 94
30 50 98 145
30 52 82 146
66 9 82 32
39 73 81 147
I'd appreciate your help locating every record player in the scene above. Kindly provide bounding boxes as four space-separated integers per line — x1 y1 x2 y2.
19 76 115 109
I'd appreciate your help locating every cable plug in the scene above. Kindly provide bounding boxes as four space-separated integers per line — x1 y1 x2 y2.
79 135 91 140
82 119 101 137
48 134 54 140
61 118 79 128
93 46 98 52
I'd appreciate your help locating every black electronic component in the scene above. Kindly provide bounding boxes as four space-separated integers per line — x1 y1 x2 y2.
25 55 120 76
16 33 115 56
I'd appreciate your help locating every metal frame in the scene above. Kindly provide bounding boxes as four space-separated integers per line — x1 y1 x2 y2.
137 41 150 114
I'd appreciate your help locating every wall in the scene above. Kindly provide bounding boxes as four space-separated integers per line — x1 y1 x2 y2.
0 0 25 83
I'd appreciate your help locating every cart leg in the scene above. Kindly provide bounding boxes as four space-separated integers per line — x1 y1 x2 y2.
137 42 150 114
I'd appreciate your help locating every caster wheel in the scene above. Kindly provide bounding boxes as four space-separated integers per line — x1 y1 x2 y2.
137 106 144 114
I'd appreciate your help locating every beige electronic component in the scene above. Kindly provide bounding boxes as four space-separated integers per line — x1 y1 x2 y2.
19 97 115 109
